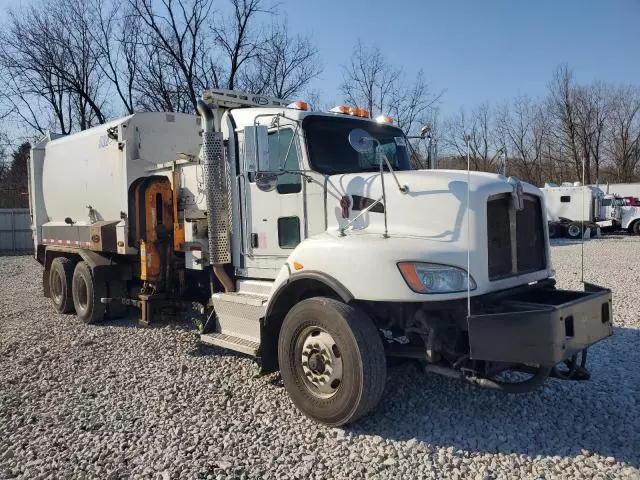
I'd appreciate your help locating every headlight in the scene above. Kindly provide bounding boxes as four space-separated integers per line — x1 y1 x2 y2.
397 262 476 294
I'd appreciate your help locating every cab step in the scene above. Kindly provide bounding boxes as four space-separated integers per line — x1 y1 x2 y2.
200 332 260 356
199 291 266 356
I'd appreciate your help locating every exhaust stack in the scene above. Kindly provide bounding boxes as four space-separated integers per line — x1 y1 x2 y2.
197 100 234 292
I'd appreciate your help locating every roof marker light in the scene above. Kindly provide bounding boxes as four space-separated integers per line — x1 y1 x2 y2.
349 107 369 118
376 115 393 124
287 100 309 111
329 105 350 114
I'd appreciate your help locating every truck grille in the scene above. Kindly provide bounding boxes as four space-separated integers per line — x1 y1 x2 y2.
487 194 546 280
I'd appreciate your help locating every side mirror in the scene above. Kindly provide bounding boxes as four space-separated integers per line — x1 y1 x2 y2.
348 128 374 153
244 125 274 173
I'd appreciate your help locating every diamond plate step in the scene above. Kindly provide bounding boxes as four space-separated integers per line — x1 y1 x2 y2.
200 332 260 356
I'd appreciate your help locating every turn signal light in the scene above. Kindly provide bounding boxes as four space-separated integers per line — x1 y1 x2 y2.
287 100 309 111
376 115 393 124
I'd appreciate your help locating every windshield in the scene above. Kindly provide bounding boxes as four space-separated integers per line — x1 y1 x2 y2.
614 198 625 206
303 116 413 174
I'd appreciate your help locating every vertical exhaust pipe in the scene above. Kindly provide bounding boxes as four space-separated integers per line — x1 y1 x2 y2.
197 100 235 293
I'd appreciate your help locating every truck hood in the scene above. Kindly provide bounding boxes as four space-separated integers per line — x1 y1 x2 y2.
281 169 552 302
621 205 640 228
325 169 542 240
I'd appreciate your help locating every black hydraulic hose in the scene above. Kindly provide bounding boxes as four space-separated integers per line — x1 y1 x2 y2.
465 366 553 393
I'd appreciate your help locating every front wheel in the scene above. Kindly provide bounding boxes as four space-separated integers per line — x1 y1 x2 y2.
278 297 387 426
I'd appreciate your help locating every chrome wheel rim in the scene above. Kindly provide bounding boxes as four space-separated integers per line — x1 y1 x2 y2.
568 225 580 237
299 327 343 398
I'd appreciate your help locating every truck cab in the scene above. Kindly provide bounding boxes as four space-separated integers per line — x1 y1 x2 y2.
30 89 614 426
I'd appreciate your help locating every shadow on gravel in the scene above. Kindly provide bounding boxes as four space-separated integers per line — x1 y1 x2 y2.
550 235 634 247
102 314 195 332
348 325 640 468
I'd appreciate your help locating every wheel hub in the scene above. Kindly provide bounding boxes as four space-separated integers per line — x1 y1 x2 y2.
301 329 343 397
307 352 326 374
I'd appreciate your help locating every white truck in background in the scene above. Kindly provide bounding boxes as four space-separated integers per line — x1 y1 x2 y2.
542 183 640 238
29 89 613 426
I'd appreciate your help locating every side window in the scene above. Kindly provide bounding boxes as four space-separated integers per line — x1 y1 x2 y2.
268 129 301 194
560 196 571 203
278 217 301 248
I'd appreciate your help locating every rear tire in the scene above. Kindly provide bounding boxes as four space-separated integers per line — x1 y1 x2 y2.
49 257 75 314
566 223 583 239
633 221 640 235
548 223 559 239
72 261 106 324
278 297 387 426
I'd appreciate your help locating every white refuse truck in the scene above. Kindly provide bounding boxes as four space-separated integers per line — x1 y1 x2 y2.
542 183 640 237
29 89 613 425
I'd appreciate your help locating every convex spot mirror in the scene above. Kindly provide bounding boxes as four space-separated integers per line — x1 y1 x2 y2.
348 128 375 154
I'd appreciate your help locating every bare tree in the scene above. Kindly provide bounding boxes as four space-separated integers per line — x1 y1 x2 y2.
547 64 589 182
606 85 640 182
238 21 322 99
340 41 400 117
442 103 499 171
495 95 549 185
214 0 273 92
0 0 108 133
92 0 141 114
127 0 216 113
340 41 439 136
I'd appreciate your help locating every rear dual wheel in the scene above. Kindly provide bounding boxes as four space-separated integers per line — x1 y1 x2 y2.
278 297 387 426
72 261 106 324
567 223 584 239
49 257 75 314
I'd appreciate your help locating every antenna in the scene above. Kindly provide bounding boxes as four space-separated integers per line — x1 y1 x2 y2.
581 156 586 284
465 133 472 318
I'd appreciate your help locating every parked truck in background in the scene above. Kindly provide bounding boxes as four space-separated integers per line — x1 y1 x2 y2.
542 183 640 238
29 89 613 425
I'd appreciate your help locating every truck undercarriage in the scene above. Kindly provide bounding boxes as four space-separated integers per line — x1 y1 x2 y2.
359 279 612 391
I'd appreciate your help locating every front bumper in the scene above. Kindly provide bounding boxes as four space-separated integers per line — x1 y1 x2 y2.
467 282 613 366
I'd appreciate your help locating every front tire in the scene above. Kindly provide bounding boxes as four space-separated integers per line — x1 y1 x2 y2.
72 261 106 324
278 297 387 426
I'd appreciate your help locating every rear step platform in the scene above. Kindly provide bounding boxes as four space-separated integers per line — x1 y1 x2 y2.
200 332 260 356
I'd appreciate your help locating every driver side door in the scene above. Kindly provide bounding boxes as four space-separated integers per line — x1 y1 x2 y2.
240 127 305 278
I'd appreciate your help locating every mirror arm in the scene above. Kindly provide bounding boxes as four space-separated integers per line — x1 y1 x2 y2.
339 195 385 236
280 122 300 171
372 139 408 194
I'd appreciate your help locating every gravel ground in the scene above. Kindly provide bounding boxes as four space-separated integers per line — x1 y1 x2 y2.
1 237 639 480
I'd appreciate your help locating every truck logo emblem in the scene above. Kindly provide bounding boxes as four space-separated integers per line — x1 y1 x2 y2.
340 195 351 219
508 176 525 211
